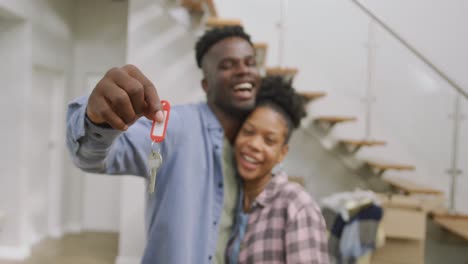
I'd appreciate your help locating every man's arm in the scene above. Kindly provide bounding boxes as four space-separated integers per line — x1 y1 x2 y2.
66 65 164 176
66 96 151 176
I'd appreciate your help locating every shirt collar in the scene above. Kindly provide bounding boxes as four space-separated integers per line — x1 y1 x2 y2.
199 102 223 130
254 171 288 208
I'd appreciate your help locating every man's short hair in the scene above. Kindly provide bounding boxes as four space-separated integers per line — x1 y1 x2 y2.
195 26 253 68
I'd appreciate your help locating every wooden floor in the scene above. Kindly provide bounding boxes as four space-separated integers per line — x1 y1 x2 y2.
0 232 118 264
1 228 467 264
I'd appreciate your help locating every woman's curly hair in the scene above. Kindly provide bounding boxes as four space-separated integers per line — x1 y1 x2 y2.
256 76 307 142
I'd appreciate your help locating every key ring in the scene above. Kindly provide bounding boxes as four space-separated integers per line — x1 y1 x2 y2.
150 141 163 164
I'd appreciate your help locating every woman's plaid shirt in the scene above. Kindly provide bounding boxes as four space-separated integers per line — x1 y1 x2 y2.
226 172 330 264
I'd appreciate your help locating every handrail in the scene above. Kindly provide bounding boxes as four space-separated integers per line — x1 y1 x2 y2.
350 0 468 99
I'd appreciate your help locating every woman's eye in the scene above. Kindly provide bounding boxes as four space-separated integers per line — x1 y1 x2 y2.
246 58 257 67
265 138 276 145
243 129 254 135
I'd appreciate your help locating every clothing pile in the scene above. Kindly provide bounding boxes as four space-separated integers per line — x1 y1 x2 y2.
320 190 383 264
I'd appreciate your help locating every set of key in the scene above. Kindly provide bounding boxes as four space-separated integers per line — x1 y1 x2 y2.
147 100 170 194
148 145 162 193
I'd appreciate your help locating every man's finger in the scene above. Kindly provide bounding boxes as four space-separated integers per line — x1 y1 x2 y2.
122 64 161 121
111 68 145 115
100 103 128 131
105 83 137 125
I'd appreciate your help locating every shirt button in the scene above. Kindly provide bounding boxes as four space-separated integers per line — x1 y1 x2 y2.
208 255 212 260
218 183 223 188
213 221 217 225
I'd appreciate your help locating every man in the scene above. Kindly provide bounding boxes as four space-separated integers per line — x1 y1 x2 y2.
66 26 261 263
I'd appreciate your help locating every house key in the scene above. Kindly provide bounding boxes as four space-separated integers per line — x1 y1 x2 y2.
148 100 170 194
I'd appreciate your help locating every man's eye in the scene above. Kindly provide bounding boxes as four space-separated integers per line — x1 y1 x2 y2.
220 61 234 69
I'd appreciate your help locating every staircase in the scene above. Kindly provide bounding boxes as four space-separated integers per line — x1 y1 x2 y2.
177 0 467 245
179 0 452 201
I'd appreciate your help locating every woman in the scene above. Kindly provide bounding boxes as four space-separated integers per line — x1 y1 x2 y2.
226 76 329 264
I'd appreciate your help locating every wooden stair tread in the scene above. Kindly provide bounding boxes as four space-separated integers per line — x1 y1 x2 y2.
206 17 242 28
298 91 327 102
253 42 268 49
181 0 203 13
383 177 443 195
204 0 218 17
376 193 423 210
253 42 268 66
365 160 415 171
266 67 298 76
181 0 218 16
339 139 386 147
433 214 468 240
314 116 357 123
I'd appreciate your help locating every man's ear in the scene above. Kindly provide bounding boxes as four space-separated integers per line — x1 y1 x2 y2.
201 78 208 93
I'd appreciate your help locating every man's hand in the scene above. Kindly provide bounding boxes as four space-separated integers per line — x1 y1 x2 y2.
86 65 164 130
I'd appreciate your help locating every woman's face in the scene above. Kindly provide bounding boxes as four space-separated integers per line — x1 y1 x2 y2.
234 106 289 182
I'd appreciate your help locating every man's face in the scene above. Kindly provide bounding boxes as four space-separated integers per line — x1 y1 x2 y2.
201 37 261 117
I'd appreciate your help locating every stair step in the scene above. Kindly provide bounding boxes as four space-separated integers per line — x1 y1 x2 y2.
365 160 415 176
254 42 268 66
314 116 357 125
339 139 386 147
206 17 242 28
299 91 327 102
366 160 415 171
288 176 305 187
203 0 218 17
433 213 468 240
181 0 203 13
383 177 443 195
265 67 298 82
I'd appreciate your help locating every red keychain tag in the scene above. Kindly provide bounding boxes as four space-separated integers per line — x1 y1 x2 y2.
150 100 170 142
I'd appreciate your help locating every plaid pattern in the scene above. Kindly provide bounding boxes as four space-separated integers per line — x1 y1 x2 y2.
227 172 330 264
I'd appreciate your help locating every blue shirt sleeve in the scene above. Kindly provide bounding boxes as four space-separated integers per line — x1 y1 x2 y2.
66 95 183 177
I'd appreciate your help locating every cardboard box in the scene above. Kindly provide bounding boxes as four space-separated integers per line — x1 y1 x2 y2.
416 194 447 214
377 194 427 240
381 207 426 240
371 239 424 264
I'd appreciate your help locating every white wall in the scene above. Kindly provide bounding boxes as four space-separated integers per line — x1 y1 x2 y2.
67 0 129 233
0 17 32 258
0 0 75 259
215 0 468 213
358 0 468 95
0 0 27 19
126 0 204 104
28 0 74 243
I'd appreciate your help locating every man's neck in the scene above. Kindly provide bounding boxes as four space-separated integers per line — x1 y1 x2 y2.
208 102 243 144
